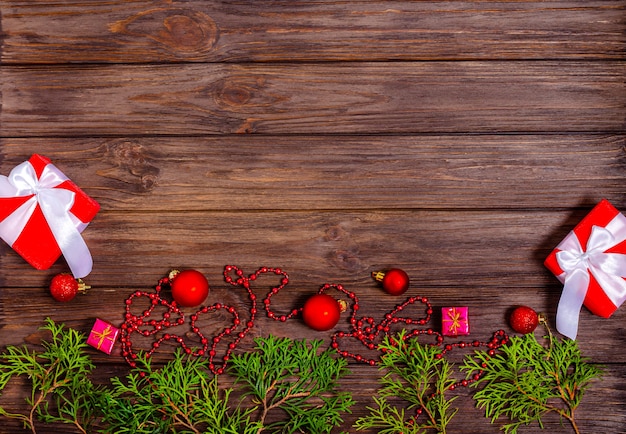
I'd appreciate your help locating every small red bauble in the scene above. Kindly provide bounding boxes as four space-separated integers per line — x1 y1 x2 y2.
372 268 410 295
302 293 341 331
170 269 209 307
509 306 539 334
49 273 90 302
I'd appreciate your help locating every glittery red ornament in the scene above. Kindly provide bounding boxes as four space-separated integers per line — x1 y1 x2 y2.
509 306 539 334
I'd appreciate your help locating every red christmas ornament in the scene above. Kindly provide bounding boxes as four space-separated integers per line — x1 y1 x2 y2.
170 269 209 307
302 293 341 331
509 306 539 334
372 268 410 295
49 273 90 302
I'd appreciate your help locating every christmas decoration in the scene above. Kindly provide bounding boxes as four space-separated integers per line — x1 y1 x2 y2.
461 320 603 434
544 199 626 339
508 306 539 334
441 306 470 337
169 269 210 307
121 265 286 374
87 319 120 354
119 262 514 407
103 350 262 434
354 330 458 433
0 311 602 433
372 268 410 295
331 294 434 366
0 319 99 434
228 336 354 433
0 154 100 278
330 293 507 370
301 293 341 331
49 273 91 302
0 319 353 434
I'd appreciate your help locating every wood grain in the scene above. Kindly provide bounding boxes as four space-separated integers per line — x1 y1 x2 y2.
1 208 625 363
1 62 624 136
0 1 624 63
0 208 589 286
1 135 625 211
0 0 624 432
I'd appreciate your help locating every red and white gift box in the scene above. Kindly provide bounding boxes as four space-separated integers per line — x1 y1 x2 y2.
545 199 626 339
0 154 100 278
87 319 119 355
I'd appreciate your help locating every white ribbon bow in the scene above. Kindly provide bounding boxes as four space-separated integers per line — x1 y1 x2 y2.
0 160 93 278
555 216 626 339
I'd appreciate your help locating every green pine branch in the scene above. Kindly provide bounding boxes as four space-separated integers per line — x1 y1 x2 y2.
99 350 262 434
0 318 98 434
354 330 458 433
0 319 353 433
460 321 603 434
2 319 602 434
228 336 354 434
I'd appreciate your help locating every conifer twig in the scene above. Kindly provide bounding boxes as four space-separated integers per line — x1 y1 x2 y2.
460 320 602 434
354 330 458 433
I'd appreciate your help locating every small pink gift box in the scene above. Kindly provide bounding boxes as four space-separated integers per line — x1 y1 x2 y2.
442 307 469 336
87 319 119 354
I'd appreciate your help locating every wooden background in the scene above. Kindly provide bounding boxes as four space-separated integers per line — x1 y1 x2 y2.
0 1 625 432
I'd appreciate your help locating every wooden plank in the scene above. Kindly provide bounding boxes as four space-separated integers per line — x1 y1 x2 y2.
1 135 624 211
0 209 611 290
0 1 624 63
1 281 624 362
1 62 624 136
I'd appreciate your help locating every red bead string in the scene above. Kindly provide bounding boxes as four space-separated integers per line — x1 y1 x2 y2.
121 266 287 375
265 282 359 323
119 263 510 412
263 275 510 425
120 272 253 375
331 295 435 366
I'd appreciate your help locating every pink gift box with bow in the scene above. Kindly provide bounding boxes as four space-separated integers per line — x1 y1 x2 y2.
545 199 626 339
442 306 469 336
0 154 100 278
87 319 119 355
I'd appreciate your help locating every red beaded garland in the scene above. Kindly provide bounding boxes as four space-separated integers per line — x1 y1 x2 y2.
121 265 289 375
120 263 510 428
272 278 508 425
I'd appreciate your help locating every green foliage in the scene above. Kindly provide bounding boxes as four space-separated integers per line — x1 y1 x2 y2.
0 319 603 434
354 330 458 433
99 350 260 434
0 318 99 434
0 319 353 433
228 335 354 434
460 325 603 434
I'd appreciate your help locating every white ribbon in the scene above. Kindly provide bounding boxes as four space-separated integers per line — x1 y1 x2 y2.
0 160 93 278
555 215 626 339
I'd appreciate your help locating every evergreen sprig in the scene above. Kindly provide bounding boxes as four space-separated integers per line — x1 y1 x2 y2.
460 321 603 434
0 319 354 433
0 318 98 434
354 330 458 433
0 319 603 434
100 349 260 433
228 335 354 434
